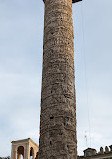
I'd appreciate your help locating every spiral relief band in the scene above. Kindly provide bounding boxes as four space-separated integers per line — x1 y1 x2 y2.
38 0 81 158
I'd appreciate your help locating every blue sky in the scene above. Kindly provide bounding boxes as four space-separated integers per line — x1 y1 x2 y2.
0 0 112 156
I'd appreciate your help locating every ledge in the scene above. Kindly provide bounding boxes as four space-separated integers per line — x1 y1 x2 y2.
72 0 82 3
43 0 82 4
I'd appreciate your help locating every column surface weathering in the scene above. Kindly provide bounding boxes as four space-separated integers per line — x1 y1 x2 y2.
39 0 77 158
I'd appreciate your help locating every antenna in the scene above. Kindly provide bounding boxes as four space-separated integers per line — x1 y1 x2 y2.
81 2 92 148
84 131 88 148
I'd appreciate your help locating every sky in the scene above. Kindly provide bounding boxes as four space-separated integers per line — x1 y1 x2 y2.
0 0 112 157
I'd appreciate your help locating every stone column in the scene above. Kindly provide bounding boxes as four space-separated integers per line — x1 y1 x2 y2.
33 150 36 159
27 143 30 159
24 146 29 159
28 151 30 159
17 154 21 159
13 150 17 159
39 0 77 158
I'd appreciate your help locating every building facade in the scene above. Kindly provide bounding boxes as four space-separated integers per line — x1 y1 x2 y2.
78 146 112 159
11 138 39 159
